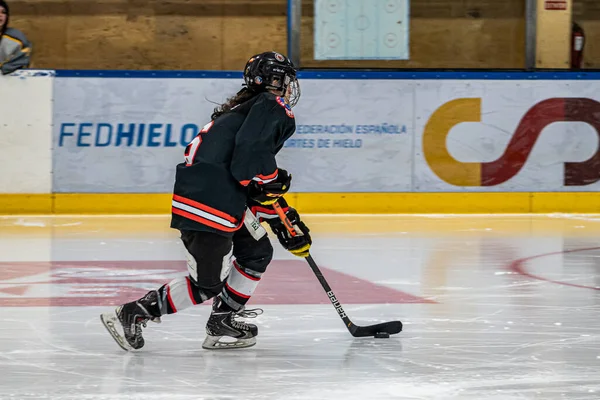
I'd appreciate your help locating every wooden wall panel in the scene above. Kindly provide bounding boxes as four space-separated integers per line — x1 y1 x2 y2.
7 0 527 70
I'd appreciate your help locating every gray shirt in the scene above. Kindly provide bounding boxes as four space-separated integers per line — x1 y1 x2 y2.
0 27 31 75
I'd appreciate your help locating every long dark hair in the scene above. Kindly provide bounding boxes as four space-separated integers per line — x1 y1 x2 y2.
211 87 257 120
0 0 9 41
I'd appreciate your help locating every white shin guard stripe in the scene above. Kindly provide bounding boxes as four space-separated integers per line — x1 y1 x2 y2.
166 277 196 312
225 263 261 298
220 246 234 281
184 247 198 282
185 242 233 284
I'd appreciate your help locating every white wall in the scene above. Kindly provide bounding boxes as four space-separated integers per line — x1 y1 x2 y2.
0 70 54 194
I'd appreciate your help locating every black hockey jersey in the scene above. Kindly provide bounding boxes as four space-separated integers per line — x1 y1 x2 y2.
170 92 296 235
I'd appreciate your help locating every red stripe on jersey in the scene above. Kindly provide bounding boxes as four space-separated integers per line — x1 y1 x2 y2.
256 170 278 181
172 195 238 224
251 205 289 216
185 277 198 305
167 285 177 313
225 282 251 299
233 260 260 282
172 208 242 233
239 170 278 186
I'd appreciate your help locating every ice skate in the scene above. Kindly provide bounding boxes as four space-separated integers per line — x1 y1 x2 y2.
100 290 161 351
202 297 263 350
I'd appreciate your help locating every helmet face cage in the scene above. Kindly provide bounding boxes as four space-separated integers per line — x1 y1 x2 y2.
265 67 300 108
287 76 301 108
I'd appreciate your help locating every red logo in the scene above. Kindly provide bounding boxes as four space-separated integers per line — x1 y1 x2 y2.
0 260 431 306
276 96 294 118
424 97 600 186
545 0 567 10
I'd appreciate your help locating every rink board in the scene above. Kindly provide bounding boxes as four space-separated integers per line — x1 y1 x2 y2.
1 192 599 214
0 70 599 213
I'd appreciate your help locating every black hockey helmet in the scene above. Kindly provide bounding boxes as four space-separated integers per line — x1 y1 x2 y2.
243 51 300 107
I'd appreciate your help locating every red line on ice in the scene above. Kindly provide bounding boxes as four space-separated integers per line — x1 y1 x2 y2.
508 246 600 291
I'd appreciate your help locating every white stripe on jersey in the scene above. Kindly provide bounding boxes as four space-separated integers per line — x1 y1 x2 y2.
172 200 237 228
252 174 278 184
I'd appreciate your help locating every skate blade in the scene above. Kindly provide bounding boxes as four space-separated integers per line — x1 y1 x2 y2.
202 335 256 350
100 311 133 352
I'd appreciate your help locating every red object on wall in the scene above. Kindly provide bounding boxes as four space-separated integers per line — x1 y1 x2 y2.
571 22 585 69
544 1 567 10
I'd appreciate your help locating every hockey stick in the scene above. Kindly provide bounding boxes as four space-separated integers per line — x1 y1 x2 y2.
271 201 403 338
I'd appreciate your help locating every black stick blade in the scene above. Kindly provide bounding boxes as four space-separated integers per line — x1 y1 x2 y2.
349 320 403 337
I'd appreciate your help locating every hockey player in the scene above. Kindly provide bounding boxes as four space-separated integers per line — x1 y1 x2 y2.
101 51 312 350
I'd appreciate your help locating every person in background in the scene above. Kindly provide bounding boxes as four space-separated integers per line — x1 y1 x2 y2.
0 0 32 75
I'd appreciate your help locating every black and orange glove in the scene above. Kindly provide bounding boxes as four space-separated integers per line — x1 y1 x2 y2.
268 208 311 257
248 168 291 205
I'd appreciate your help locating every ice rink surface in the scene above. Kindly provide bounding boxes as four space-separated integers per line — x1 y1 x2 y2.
1 214 599 400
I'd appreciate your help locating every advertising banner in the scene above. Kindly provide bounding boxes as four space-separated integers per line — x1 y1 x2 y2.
53 77 414 193
53 77 239 193
277 79 414 192
414 80 600 192
52 75 600 194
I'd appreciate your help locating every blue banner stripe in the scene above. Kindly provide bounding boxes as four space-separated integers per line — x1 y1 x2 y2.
54 70 243 79
54 69 600 80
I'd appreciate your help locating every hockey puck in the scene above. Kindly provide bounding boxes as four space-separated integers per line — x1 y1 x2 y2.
374 332 390 338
